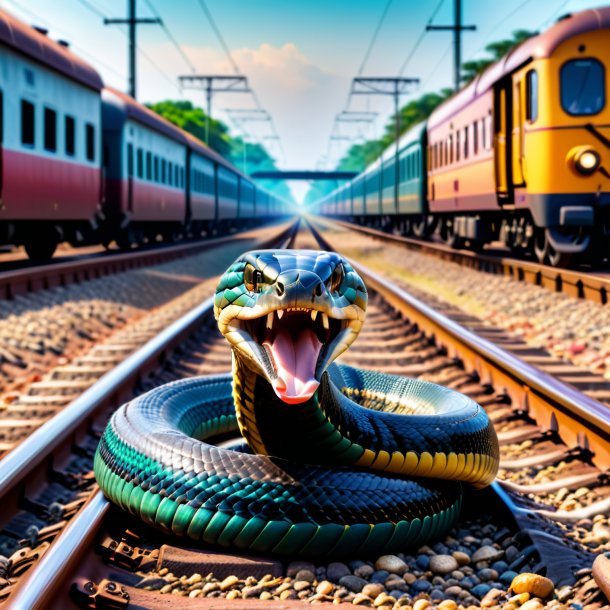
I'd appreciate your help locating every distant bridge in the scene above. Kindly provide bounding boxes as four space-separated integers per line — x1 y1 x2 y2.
250 170 358 181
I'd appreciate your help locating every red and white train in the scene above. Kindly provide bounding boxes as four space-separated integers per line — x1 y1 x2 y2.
0 9 289 259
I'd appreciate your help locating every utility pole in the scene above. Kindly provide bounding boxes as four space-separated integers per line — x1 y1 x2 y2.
104 0 161 99
178 76 250 144
351 77 419 215
426 0 476 91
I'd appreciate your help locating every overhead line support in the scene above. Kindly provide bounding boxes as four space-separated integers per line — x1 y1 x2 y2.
178 75 250 144
104 0 161 99
426 0 476 91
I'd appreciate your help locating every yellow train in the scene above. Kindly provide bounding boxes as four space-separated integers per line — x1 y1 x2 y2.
317 7 610 267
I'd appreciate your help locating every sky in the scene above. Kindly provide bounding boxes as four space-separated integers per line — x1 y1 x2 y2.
3 0 606 201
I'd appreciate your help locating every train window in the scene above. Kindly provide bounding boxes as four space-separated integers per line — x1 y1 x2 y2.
560 59 604 116
161 159 166 184
21 100 35 146
146 152 152 180
154 156 159 182
137 148 143 178
448 135 453 164
481 119 487 150
526 70 538 122
44 108 57 152
127 143 133 177
463 126 469 159
180 167 185 188
85 123 95 161
168 162 173 186
472 121 478 155
455 131 460 162
65 116 75 156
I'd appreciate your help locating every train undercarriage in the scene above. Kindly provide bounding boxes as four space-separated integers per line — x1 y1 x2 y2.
349 211 608 268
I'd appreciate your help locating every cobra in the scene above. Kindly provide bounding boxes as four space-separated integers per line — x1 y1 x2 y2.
94 250 499 557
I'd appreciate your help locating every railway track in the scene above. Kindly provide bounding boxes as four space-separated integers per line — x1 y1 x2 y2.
2 222 609 609
0 220 295 300
320 218 610 306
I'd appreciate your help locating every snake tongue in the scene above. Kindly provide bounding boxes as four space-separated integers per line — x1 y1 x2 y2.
263 325 321 404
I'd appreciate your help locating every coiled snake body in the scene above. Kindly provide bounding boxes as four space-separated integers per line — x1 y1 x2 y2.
95 250 499 557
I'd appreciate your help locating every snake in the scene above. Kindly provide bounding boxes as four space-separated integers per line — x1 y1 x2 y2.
94 249 499 558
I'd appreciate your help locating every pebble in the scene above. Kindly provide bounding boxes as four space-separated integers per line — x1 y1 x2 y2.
316 581 334 595
353 593 374 606
472 545 504 563
453 551 471 566
219 575 239 591
411 580 432 593
429 555 459 575
293 580 311 592
472 583 492 599
339 575 368 593
362 583 385 598
413 599 431 610
295 568 315 583
327 562 351 583
510 573 555 599
376 555 408 574
355 564 375 579
374 593 397 607
480 587 505 607
439 601 458 610
287 560 316 578
520 601 545 610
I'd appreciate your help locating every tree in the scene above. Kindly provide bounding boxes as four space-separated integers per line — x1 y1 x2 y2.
147 100 233 159
148 100 292 200
462 29 537 83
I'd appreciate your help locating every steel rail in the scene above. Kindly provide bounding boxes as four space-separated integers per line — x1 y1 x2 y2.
0 218 297 299
9 491 109 610
309 220 610 468
0 219 300 503
319 217 610 304
1 219 300 608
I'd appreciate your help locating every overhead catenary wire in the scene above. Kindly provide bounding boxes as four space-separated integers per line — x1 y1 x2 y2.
357 0 393 76
398 0 445 75
143 0 197 73
7 0 127 80
195 0 240 74
73 0 182 94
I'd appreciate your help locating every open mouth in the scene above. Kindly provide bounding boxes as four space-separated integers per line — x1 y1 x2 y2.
230 307 355 404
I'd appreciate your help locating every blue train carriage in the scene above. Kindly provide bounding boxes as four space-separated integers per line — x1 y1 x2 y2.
376 122 430 236
363 157 382 224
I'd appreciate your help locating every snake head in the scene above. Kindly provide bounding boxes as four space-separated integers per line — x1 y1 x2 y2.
215 250 367 404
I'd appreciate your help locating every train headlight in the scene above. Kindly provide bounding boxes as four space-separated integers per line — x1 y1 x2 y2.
569 146 601 175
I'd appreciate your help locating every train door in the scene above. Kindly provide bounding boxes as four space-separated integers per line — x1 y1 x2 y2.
127 142 134 213
511 74 526 187
493 79 514 203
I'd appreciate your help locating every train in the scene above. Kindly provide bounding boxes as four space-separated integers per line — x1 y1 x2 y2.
314 7 610 267
0 9 290 260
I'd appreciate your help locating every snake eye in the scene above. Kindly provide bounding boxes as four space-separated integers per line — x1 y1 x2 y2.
327 263 345 293
244 263 265 293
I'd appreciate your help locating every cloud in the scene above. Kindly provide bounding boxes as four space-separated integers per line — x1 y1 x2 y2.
138 41 347 201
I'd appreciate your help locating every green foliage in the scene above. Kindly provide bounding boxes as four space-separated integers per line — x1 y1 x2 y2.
147 100 291 201
462 29 537 84
147 100 233 158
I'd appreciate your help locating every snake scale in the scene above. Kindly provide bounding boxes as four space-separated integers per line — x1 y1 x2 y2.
94 250 499 557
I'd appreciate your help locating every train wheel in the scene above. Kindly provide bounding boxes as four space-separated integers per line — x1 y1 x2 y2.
534 227 577 267
441 218 463 249
116 227 136 250
24 227 59 260
412 215 435 239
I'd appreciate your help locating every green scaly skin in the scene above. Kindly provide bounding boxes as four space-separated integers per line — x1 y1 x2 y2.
94 250 499 557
